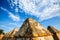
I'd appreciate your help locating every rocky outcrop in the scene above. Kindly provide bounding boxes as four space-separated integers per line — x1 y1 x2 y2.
56 32 60 40
0 34 4 40
3 28 18 40
3 18 60 40
47 26 60 40
15 18 54 40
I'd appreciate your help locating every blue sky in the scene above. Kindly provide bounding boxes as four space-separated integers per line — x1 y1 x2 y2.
0 0 60 33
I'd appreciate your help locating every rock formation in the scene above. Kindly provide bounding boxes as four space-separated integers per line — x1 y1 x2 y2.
47 26 60 40
3 28 18 40
15 18 54 40
3 18 60 40
0 34 4 40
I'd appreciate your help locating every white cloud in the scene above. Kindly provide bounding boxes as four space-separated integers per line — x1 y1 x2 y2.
0 7 20 21
15 7 18 12
0 7 8 12
9 22 19 26
9 22 21 27
0 25 6 28
9 12 20 21
8 0 60 21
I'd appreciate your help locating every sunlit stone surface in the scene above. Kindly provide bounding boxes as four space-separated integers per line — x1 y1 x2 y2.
14 18 54 40
48 26 60 40
3 18 60 40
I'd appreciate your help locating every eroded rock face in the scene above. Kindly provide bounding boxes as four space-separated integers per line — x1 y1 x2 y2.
2 18 54 40
16 18 52 37
14 35 53 40
0 34 4 40
48 26 60 40
56 32 60 40
2 28 18 40
4 28 18 37
15 18 54 40
47 26 59 33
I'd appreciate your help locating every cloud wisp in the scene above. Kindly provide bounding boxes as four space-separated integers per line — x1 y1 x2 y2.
9 13 20 21
0 7 20 21
8 0 60 21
